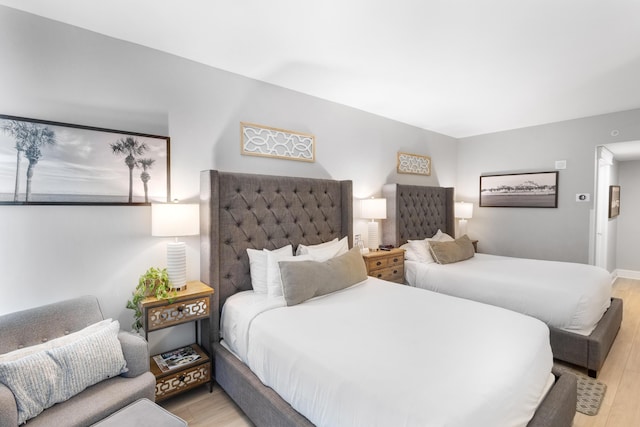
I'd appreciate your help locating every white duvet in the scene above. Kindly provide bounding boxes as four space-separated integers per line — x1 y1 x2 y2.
221 277 554 427
405 253 613 336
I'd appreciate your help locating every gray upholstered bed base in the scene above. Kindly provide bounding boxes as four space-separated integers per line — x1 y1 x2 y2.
382 182 623 378
215 340 576 427
550 297 623 378
200 171 576 427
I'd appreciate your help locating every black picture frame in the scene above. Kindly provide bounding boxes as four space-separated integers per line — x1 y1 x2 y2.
0 115 170 205
608 185 620 218
479 171 558 208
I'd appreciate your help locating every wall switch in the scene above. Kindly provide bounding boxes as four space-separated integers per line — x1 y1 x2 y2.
576 193 590 202
555 160 567 169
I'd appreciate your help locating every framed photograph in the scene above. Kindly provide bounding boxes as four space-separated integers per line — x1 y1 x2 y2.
479 171 558 208
397 152 431 176
0 115 170 205
241 122 315 162
609 185 620 218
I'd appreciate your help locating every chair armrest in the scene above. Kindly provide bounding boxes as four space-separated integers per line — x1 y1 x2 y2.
118 331 150 378
0 383 18 427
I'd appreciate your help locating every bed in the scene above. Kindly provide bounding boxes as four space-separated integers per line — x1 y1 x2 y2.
200 170 576 427
382 182 623 378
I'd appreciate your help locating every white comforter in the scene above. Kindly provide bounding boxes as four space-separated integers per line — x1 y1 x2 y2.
221 277 554 427
405 253 612 336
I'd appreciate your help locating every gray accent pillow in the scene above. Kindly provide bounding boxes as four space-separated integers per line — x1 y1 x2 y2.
279 247 368 306
0 320 126 424
429 235 475 264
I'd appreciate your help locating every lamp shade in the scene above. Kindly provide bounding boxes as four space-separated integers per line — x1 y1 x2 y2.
454 202 473 220
360 198 387 220
152 203 199 237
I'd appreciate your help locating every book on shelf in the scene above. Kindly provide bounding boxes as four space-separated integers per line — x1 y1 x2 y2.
153 345 201 372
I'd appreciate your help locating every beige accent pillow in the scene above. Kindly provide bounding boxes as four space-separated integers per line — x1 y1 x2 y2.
279 247 368 306
429 235 475 264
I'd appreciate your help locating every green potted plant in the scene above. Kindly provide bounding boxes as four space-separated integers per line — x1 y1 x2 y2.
126 267 176 332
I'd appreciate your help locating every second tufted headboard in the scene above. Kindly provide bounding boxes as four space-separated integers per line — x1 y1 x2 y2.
200 170 353 340
381 183 455 246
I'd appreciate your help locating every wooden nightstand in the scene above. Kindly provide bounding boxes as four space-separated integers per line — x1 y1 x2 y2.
139 280 214 402
362 248 405 284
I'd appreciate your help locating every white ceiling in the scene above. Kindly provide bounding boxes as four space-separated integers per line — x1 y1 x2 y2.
2 0 640 139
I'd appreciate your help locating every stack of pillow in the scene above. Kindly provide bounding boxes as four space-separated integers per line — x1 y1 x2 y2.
246 237 368 306
401 230 475 265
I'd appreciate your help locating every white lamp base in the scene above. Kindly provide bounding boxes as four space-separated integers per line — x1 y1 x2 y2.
367 220 380 250
458 219 468 238
166 241 187 291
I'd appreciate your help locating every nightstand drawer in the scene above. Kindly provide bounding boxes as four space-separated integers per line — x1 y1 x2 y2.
146 296 211 331
154 360 210 401
370 265 404 283
365 257 390 270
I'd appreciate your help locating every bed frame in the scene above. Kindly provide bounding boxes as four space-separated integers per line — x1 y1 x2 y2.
200 170 576 427
382 182 623 378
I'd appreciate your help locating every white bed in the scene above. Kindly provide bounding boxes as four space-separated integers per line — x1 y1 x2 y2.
221 276 554 427
405 252 613 336
382 182 622 377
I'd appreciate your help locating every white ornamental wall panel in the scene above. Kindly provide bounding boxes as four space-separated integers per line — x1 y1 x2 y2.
397 152 431 176
241 122 315 162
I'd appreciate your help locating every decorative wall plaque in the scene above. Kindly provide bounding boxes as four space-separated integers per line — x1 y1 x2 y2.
397 152 431 176
241 122 315 162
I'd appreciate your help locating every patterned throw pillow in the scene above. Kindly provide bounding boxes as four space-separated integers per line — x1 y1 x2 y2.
0 320 126 424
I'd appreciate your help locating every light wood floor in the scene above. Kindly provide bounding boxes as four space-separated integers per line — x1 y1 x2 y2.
160 278 640 426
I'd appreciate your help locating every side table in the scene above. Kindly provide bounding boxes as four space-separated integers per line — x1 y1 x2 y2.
362 248 405 284
139 280 214 401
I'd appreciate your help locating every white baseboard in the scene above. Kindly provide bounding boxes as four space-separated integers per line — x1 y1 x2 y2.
614 269 640 280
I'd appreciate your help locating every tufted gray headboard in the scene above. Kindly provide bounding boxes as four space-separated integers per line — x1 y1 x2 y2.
381 183 455 246
200 170 353 340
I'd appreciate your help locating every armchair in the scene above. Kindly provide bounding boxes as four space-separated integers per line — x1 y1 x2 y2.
0 296 156 427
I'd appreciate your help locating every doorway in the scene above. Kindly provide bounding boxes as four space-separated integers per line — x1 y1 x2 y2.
593 146 613 269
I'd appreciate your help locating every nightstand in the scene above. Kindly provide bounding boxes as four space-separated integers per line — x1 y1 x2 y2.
139 280 214 401
362 248 405 284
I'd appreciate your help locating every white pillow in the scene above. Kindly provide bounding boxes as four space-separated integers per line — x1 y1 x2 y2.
295 238 338 255
432 229 454 242
406 239 435 263
266 252 314 297
299 236 348 262
0 320 126 425
247 244 292 294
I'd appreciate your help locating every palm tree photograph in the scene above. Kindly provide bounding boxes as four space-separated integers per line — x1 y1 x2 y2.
0 115 169 204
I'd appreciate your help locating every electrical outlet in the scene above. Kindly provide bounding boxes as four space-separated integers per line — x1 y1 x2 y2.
576 193 590 202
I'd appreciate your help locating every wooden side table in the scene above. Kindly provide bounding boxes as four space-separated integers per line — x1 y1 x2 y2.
139 280 214 402
362 248 405 284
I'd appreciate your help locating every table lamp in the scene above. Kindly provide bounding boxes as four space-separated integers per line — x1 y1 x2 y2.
360 198 387 250
454 201 473 238
151 202 199 291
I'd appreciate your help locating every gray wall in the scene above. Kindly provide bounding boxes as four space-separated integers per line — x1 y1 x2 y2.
617 160 640 273
457 109 640 264
0 6 457 352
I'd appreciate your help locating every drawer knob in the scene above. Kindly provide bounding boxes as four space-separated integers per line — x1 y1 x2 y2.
376 261 382 266
376 273 382 278
177 306 184 313
393 270 398 274
178 375 186 382
393 258 399 262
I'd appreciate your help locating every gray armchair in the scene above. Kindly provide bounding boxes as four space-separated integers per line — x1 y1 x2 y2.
0 296 156 427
